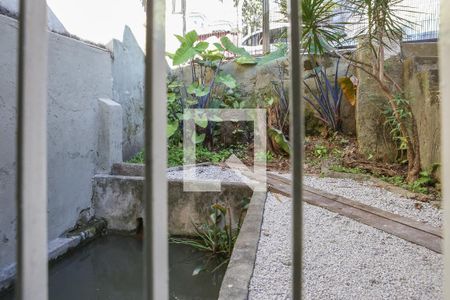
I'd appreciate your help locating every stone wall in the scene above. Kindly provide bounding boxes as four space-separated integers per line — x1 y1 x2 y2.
404 56 440 173
355 42 440 171
174 57 357 137
0 14 147 280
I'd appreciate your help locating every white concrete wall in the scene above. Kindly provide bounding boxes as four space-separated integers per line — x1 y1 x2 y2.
108 26 146 160
0 14 114 274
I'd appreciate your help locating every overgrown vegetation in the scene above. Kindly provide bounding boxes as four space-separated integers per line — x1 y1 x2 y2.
128 144 248 167
170 199 249 275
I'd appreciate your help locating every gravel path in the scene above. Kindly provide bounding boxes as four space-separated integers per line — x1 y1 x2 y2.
302 176 442 228
249 192 443 300
167 167 443 298
167 165 245 182
273 173 442 228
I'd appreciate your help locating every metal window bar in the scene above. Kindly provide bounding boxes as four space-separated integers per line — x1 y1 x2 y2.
143 0 169 299
440 1 450 299
263 0 271 54
16 0 49 299
15 0 450 300
288 0 303 299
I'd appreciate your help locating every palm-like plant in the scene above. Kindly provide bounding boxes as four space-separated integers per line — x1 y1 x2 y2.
301 0 347 54
341 0 421 182
276 0 347 54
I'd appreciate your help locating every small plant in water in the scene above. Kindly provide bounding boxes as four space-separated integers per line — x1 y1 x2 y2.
170 199 249 275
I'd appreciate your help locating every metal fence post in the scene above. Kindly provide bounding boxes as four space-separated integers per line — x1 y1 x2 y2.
288 0 303 299
143 0 168 299
439 0 450 298
16 0 49 299
262 0 270 54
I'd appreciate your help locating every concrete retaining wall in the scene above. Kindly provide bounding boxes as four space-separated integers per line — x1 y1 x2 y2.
404 56 440 173
355 42 441 170
92 174 253 235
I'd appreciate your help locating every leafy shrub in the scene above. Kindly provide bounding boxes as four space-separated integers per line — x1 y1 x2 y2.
170 199 249 275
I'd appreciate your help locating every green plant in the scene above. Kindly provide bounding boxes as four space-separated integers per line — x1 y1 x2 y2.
166 30 267 150
341 0 421 182
383 94 411 162
304 58 351 132
255 150 274 163
170 199 249 275
330 165 366 174
128 151 144 164
381 170 436 195
314 144 328 158
276 0 347 54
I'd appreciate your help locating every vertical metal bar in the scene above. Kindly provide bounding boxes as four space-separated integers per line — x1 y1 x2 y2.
262 0 270 54
16 0 49 299
182 0 187 36
440 0 450 298
144 0 168 299
288 0 303 299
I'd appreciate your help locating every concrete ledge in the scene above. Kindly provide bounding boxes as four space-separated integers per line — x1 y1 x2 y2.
0 236 82 291
218 191 267 300
0 219 106 292
110 162 213 177
92 174 253 235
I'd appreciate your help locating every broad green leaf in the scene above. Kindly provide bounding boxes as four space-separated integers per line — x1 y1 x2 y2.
193 133 206 144
216 73 237 89
184 30 198 45
214 42 225 51
173 43 198 65
220 36 250 57
257 44 288 65
209 114 222 122
167 120 179 138
165 52 175 59
194 41 209 52
167 92 177 103
235 55 257 65
174 34 185 44
187 84 210 97
195 114 208 128
202 50 224 61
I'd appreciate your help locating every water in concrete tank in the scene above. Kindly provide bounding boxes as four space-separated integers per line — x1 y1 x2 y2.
0 235 225 299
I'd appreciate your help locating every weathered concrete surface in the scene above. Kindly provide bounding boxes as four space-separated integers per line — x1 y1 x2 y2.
92 175 144 232
355 47 398 162
218 192 267 300
108 26 146 160
98 98 123 173
111 162 145 177
0 14 112 272
404 56 440 174
92 175 253 235
402 42 438 58
356 42 441 165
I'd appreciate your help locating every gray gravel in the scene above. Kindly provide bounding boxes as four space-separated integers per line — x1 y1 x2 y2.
167 165 245 182
249 193 443 300
302 176 443 228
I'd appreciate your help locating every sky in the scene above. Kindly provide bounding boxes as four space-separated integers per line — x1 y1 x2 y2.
46 0 237 51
